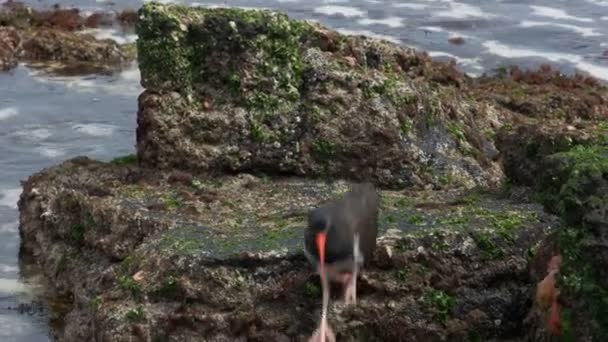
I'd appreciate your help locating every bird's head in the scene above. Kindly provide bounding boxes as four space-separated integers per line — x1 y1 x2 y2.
309 216 331 278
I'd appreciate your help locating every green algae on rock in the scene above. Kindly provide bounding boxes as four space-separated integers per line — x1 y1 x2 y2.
18 156 557 341
135 2 504 190
508 142 608 341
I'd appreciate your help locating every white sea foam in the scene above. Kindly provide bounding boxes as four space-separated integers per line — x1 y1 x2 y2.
392 3 429 10
0 221 17 233
0 107 18 120
357 17 404 28
0 188 21 209
0 312 34 340
0 265 18 273
585 0 608 6
314 5 366 18
13 128 52 141
80 28 138 45
519 20 601 37
435 2 490 19
575 61 608 81
73 123 115 137
530 5 593 23
31 63 142 97
483 40 608 81
36 146 66 158
336 28 401 44
420 26 445 32
483 40 579 62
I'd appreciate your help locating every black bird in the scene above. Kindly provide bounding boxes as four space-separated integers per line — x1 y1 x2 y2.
304 182 379 341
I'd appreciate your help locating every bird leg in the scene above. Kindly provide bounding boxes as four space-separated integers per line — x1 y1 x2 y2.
308 268 335 342
344 233 361 305
343 267 358 305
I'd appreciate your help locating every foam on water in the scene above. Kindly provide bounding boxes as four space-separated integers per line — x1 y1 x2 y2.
35 146 66 159
483 40 579 62
314 5 366 17
420 26 444 32
80 28 138 45
12 128 52 142
0 189 22 209
31 64 143 97
0 265 19 273
483 40 608 81
519 20 601 37
357 16 404 28
530 5 593 23
435 2 491 19
0 221 17 233
0 278 25 294
575 61 608 82
0 315 36 341
73 123 115 137
585 0 608 6
0 107 18 120
392 3 429 10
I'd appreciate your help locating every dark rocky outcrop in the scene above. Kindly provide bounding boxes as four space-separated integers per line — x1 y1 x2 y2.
494 113 608 340
19 156 557 341
135 4 505 190
0 2 137 75
16 2 608 342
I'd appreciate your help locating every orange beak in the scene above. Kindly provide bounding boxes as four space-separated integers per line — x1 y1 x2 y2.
316 232 327 277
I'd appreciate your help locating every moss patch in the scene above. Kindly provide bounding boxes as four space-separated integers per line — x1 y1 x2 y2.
424 288 455 323
110 154 137 166
536 144 608 340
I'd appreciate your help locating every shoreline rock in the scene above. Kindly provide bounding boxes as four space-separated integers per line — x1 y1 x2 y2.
19 156 556 341
135 4 504 190
0 2 138 75
15 2 608 341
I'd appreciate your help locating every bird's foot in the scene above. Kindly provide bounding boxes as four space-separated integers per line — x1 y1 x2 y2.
344 277 357 305
308 323 336 342
342 273 357 305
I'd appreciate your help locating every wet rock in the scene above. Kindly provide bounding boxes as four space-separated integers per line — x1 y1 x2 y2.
18 157 557 341
0 26 20 70
21 29 131 75
448 37 465 45
473 64 608 122
135 3 502 190
14 3 608 342
0 3 137 75
524 145 608 341
495 121 598 186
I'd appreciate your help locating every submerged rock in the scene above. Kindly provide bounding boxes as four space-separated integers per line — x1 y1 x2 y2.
19 156 556 341
135 3 503 190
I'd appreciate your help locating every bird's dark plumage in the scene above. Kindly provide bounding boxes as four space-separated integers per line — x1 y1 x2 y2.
304 182 379 269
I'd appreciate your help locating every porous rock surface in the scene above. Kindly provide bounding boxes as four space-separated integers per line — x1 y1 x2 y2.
135 3 506 190
19 157 556 341
16 2 608 342
0 2 136 75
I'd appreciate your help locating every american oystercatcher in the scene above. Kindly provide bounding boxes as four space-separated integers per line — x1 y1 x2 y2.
304 183 379 341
